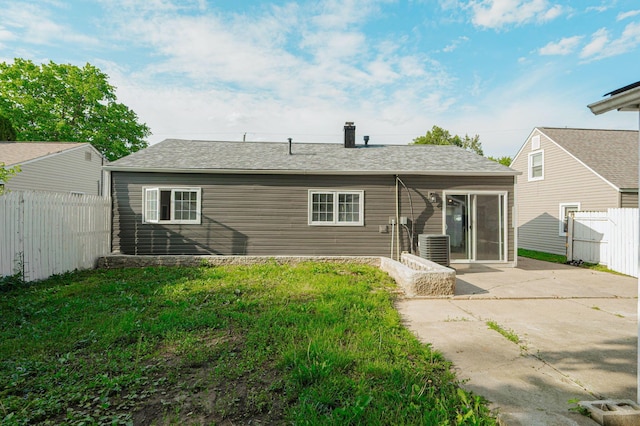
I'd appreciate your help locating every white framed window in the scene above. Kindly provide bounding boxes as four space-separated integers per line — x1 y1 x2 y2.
308 190 364 226
143 187 201 224
528 150 544 181
559 203 580 236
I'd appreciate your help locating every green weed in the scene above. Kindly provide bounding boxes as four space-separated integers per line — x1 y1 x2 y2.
486 320 520 345
0 263 497 425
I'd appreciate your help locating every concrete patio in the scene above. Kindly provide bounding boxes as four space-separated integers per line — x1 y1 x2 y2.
396 257 637 425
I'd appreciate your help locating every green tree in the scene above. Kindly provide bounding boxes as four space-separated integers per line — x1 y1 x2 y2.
487 156 512 166
0 163 20 194
0 114 17 140
0 59 150 161
412 125 484 156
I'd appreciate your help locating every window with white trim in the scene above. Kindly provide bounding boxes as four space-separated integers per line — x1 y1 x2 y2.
309 190 364 226
559 203 580 236
528 151 544 181
143 187 201 224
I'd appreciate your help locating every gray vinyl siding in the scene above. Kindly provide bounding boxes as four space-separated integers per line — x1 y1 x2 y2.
5 146 104 195
621 192 638 208
513 130 619 255
112 172 515 262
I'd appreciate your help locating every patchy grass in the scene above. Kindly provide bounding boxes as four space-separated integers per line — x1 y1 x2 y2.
0 262 496 425
581 262 629 276
518 249 566 264
519 249 629 276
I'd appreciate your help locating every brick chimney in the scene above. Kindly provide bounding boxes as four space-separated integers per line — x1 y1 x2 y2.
344 122 356 148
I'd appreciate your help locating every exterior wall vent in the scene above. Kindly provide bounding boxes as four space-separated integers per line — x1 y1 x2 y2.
531 135 540 150
418 234 450 266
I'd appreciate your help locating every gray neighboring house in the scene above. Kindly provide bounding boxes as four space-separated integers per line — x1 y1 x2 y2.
511 127 639 255
105 124 519 265
0 141 106 195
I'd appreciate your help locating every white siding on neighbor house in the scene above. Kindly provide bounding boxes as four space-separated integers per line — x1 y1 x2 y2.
513 129 619 255
5 145 104 195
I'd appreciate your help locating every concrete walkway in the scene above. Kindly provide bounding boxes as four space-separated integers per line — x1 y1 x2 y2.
396 257 637 425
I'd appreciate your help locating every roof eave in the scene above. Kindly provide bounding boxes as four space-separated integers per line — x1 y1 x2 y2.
2 143 98 167
588 86 640 115
104 166 520 177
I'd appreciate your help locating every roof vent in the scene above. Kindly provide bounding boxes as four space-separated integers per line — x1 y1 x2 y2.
288 138 292 155
344 122 356 148
363 135 369 146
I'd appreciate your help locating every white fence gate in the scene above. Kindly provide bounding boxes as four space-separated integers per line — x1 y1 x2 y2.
567 208 638 277
0 191 111 282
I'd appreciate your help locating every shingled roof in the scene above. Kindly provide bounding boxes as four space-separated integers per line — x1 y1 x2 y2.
0 142 89 166
105 139 517 176
537 127 638 190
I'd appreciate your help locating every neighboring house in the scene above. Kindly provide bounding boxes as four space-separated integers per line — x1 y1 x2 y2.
104 123 519 265
511 127 639 255
0 141 106 196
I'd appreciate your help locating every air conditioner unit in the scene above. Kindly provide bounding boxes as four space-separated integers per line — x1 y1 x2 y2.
418 234 450 266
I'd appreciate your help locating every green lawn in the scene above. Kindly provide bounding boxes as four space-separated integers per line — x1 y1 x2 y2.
0 262 495 425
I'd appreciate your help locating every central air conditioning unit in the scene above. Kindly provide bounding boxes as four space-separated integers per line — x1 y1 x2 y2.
418 234 450 266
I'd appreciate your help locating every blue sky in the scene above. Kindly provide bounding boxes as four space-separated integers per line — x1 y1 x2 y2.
1 0 639 157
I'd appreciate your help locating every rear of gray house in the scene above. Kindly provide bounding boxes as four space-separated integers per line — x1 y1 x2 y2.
105 125 519 266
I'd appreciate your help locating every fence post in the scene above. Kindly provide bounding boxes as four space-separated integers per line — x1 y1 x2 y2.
566 213 574 261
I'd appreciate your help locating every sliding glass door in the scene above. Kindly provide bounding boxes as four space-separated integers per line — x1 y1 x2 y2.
444 192 507 262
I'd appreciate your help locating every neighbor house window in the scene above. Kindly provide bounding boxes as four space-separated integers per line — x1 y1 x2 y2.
309 190 364 226
559 203 580 236
143 187 201 224
528 151 544 181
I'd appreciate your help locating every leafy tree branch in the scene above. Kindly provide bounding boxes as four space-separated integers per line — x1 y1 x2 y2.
0 59 150 161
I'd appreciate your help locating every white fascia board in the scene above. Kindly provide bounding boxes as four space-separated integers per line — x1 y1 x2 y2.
588 86 640 115
104 166 520 177
511 127 542 165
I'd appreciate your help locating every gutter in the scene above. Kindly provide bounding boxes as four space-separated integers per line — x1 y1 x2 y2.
588 85 640 114
103 166 521 177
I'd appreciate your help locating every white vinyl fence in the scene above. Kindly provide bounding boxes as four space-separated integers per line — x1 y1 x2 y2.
567 208 638 277
0 191 111 282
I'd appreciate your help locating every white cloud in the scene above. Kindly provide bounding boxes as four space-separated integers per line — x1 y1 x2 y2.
467 0 564 29
90 0 462 151
0 25 16 50
542 4 563 21
617 10 640 21
310 0 384 29
580 22 640 60
580 28 609 58
2 2 98 47
443 36 469 52
538 36 582 55
100 0 455 109
586 5 609 13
